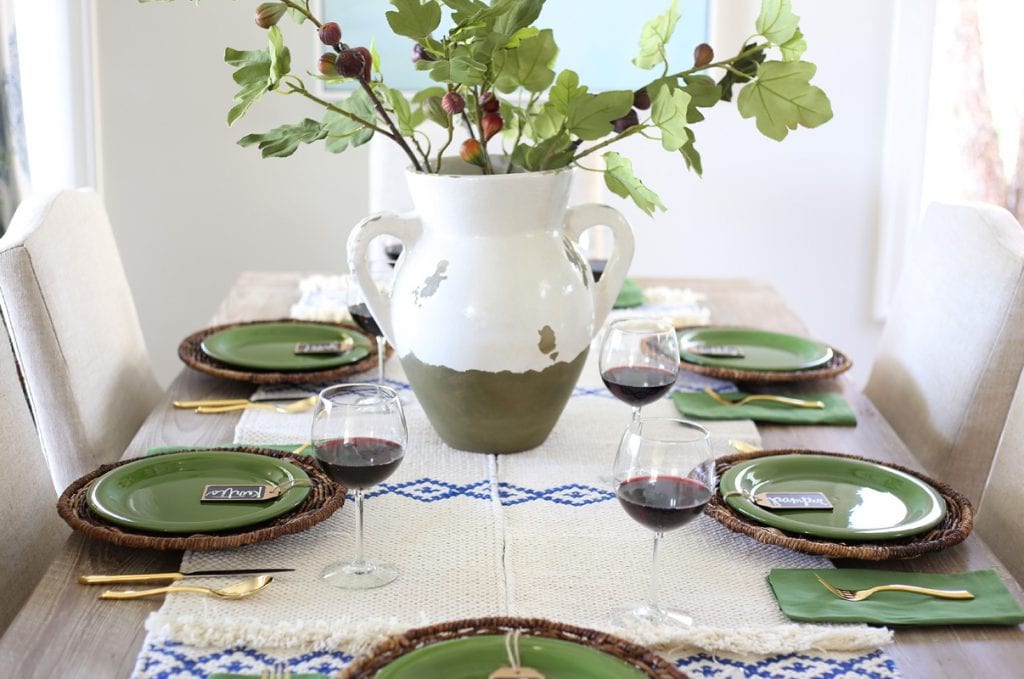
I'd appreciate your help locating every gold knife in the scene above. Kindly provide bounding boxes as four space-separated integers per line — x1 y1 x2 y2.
173 398 250 408
78 568 294 585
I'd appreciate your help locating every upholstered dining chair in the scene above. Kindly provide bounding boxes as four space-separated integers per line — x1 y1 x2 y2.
0 327 69 633
976 372 1024 585
0 189 163 493
865 202 1024 504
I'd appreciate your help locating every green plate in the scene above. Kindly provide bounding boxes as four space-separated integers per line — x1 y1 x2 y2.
678 327 833 371
86 451 311 533
720 454 947 540
613 278 644 309
200 322 372 371
377 635 646 679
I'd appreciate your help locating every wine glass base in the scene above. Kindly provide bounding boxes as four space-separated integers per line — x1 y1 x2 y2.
320 560 399 590
611 603 693 629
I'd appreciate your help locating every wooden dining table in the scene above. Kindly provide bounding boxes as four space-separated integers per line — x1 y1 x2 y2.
2 272 1022 678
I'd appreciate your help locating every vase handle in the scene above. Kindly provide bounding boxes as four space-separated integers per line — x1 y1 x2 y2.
563 203 635 332
346 211 422 348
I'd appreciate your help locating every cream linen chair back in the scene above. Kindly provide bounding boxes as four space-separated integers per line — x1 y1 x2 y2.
865 202 1024 504
0 190 163 493
977 372 1024 584
0 327 69 633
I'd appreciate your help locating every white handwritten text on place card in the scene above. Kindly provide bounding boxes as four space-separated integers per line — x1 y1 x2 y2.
201 484 281 502
753 491 833 510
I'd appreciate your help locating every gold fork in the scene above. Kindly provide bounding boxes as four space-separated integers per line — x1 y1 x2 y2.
195 395 317 414
703 387 825 409
814 574 974 601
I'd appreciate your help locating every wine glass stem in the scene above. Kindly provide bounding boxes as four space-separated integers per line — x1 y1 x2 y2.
352 488 366 569
376 335 386 386
649 531 663 613
631 406 641 423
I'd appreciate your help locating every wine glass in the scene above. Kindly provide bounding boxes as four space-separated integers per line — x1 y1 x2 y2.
312 383 407 589
348 261 391 387
612 417 714 627
599 318 680 421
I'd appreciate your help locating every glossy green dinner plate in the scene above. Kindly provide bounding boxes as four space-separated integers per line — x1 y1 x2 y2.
376 635 646 679
678 327 833 371
200 322 371 371
720 454 947 540
86 451 311 533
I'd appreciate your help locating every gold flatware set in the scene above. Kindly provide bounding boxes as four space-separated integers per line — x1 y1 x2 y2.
703 387 825 409
173 395 317 414
97 575 273 600
80 569 286 600
814 574 974 602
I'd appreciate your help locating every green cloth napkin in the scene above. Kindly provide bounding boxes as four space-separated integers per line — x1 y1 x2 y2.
672 391 857 426
613 278 643 308
768 568 1024 626
146 444 309 456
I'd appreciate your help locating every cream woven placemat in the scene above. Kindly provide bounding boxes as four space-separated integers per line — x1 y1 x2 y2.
141 346 890 660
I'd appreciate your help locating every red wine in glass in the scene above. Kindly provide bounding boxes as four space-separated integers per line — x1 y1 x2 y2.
315 436 404 489
384 243 403 267
611 418 712 628
601 366 676 407
616 475 712 532
348 302 383 337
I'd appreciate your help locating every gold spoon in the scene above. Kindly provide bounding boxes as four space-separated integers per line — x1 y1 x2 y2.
703 387 825 409
195 396 317 414
98 575 273 600
728 439 763 454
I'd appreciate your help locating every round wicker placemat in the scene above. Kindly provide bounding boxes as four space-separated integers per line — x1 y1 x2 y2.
340 616 686 679
56 447 346 551
706 449 973 560
675 326 852 384
178 318 392 385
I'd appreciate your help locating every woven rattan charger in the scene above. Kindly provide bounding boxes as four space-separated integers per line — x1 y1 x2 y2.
57 446 346 551
340 616 687 678
675 325 852 384
178 318 393 384
706 449 973 560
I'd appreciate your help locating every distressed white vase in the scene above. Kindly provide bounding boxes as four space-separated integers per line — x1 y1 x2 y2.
347 159 634 453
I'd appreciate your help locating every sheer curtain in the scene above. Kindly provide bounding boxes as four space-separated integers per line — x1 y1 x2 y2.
0 0 29 233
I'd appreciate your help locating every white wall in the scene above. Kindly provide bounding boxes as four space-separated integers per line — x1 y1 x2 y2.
94 0 369 386
617 0 895 385
94 0 895 386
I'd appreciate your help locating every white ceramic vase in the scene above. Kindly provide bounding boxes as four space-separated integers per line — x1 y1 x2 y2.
347 159 634 453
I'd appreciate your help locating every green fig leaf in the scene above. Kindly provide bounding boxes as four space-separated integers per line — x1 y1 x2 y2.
737 60 833 141
237 118 324 158
494 28 558 93
386 0 442 41
603 152 666 216
566 90 633 141
756 0 800 45
651 83 691 151
634 0 681 70
779 28 807 61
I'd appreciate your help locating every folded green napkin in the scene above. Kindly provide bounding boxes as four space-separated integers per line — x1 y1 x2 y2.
613 278 643 308
146 444 309 456
768 568 1024 626
672 391 857 425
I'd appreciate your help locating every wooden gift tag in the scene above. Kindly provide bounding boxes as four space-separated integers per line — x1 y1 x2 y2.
489 631 545 679
489 669 544 679
753 491 833 510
